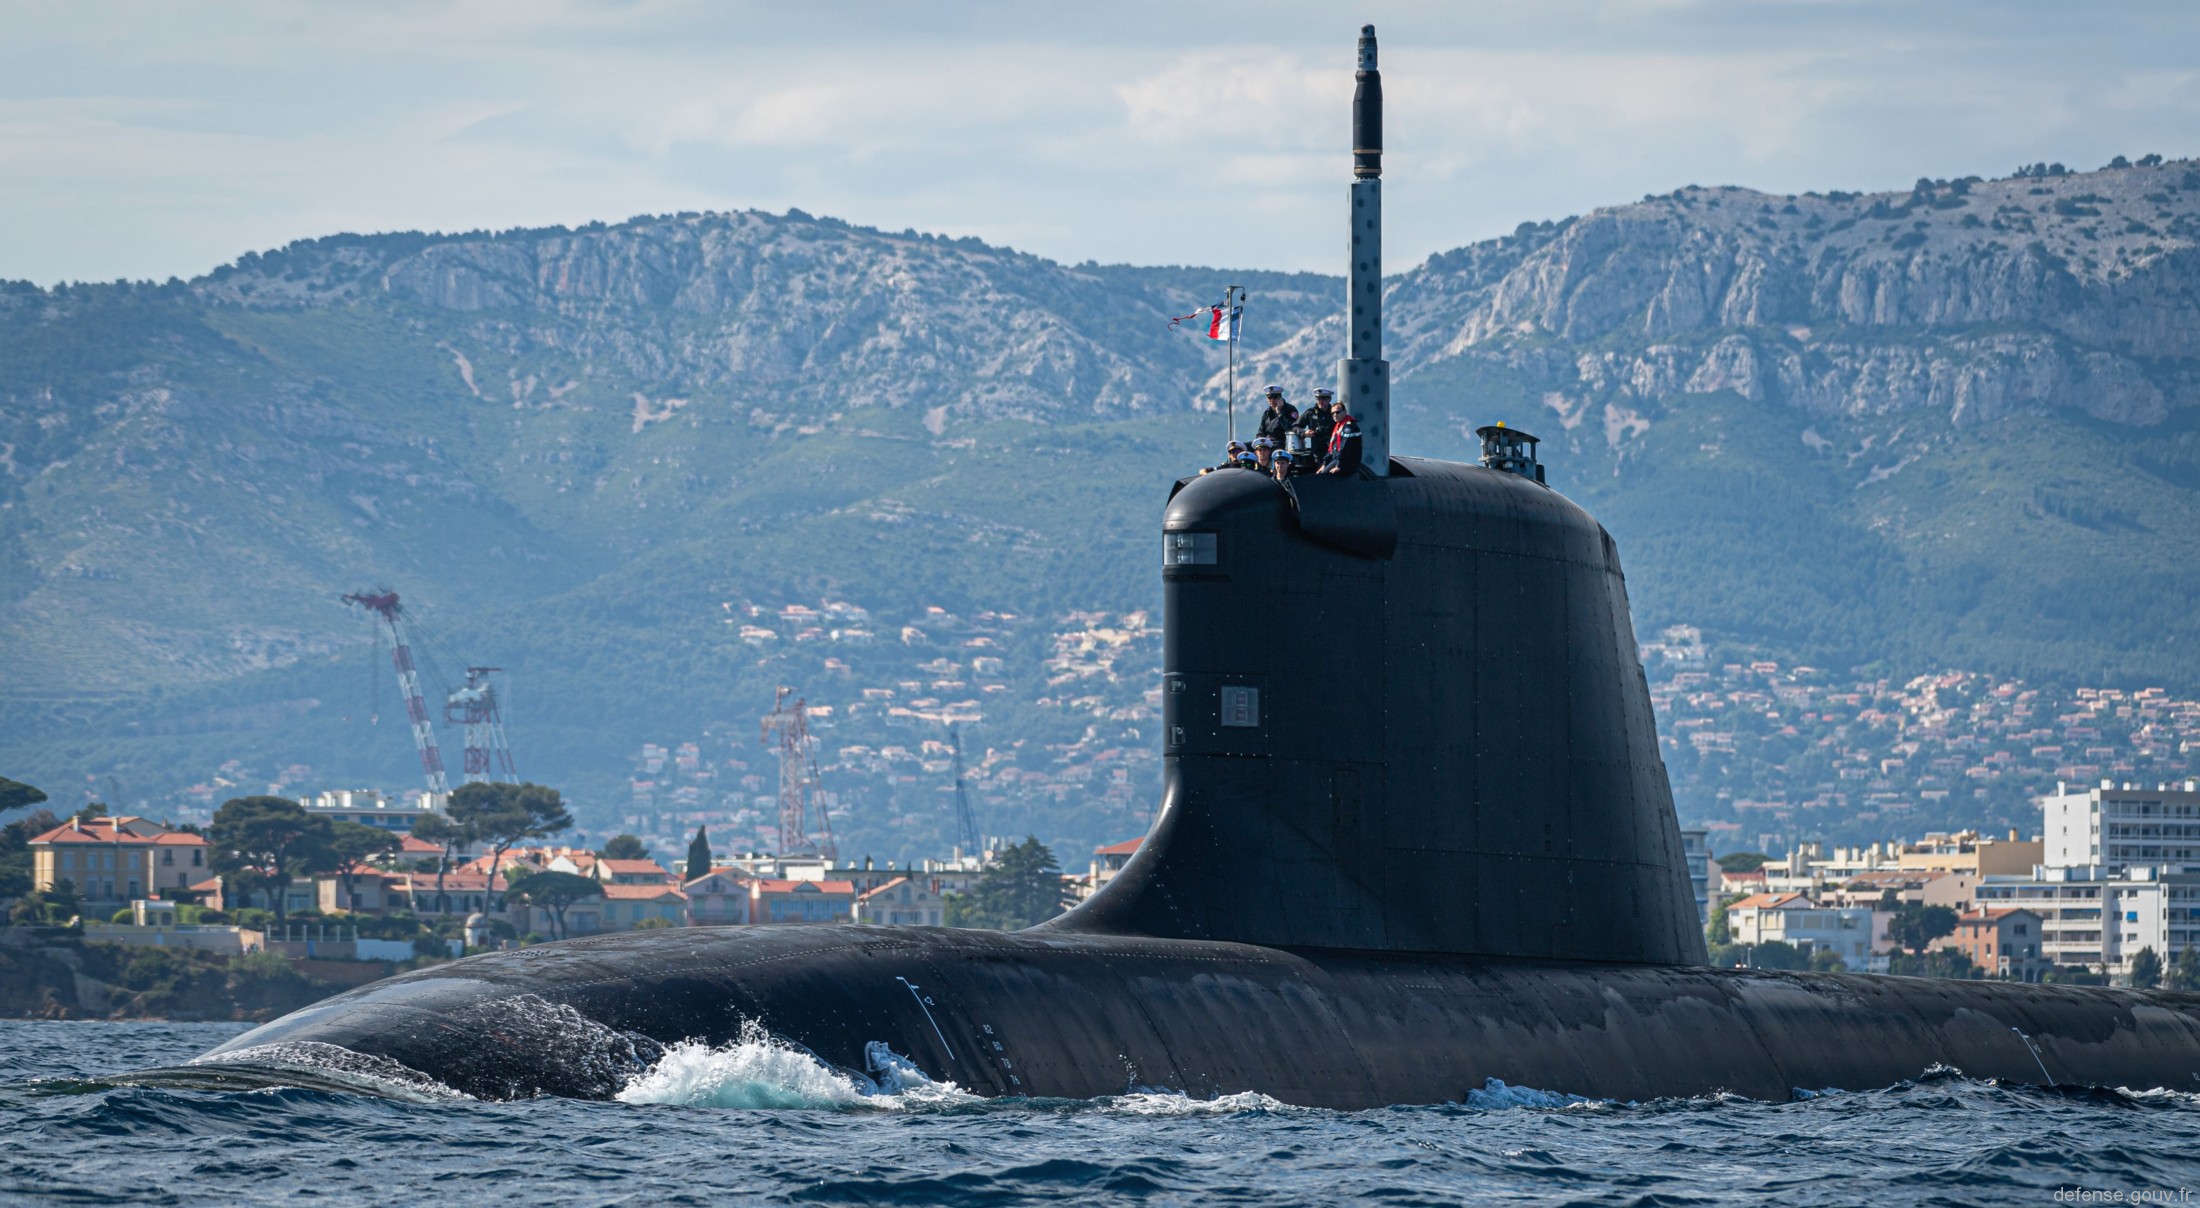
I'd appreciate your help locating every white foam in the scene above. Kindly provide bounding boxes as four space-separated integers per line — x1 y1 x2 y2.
2109 1086 2200 1106
182 1040 466 1102
615 1023 978 1111
1097 1089 1297 1116
1463 1077 1604 1110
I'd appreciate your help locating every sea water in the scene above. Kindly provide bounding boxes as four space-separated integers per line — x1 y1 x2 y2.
6 1020 2200 1205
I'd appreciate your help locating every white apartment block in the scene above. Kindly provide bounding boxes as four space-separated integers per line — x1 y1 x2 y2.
1727 894 1884 968
1680 828 1712 926
2043 780 2200 873
301 789 434 832
1975 864 2200 976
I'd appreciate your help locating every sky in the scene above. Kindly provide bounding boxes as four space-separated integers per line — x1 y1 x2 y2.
2 0 2197 285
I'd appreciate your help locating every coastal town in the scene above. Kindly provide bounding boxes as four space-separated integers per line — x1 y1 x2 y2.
4 741 2197 1020
111 603 2200 885
6 605 2200 1018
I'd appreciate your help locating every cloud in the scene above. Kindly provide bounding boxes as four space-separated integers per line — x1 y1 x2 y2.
1 1 2196 283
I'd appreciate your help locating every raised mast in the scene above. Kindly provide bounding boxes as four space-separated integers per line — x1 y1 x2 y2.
1341 23 1389 474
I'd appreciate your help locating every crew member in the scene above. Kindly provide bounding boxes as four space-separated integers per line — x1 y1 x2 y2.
1199 441 1247 474
1321 408 1363 476
1255 386 1299 447
1297 389 1336 466
1271 449 1294 482
1252 438 1276 475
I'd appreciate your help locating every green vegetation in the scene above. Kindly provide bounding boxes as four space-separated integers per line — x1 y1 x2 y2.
1716 853 1769 874
447 782 571 908
2042 965 2109 986
208 796 334 924
5 182 2200 863
0 777 47 816
685 826 711 883
0 934 364 1020
0 808 60 900
409 811 469 913
1887 950 1979 979
945 836 1073 930
1882 897 1960 954
2131 946 2163 990
2167 947 2200 991
599 834 649 861
326 820 400 911
504 869 601 940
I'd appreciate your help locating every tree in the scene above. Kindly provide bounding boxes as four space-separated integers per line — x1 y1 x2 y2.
0 807 61 901
600 834 649 861
9 878 80 926
326 821 401 914
0 777 48 816
685 826 712 884
1887 904 1959 954
2130 946 2163 990
409 811 470 915
1708 892 1748 945
208 796 335 926
945 836 1074 930
1888 949 1978 979
1716 852 1769 874
2169 946 2200 992
505 869 601 940
1726 940 1805 970
447 782 572 909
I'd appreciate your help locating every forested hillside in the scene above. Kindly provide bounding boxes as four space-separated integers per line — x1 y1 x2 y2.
4 157 2197 858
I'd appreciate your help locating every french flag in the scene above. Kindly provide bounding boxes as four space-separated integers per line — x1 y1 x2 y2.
1173 304 1241 341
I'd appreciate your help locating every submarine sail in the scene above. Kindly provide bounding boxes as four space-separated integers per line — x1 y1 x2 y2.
159 25 2200 1107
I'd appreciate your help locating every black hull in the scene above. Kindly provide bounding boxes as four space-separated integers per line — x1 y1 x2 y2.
194 925 2200 1104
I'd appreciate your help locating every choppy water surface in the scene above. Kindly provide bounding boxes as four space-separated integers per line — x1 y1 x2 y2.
6 1020 2200 1205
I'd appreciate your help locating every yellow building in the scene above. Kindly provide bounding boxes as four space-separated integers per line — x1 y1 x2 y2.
1894 829 2043 877
30 816 210 912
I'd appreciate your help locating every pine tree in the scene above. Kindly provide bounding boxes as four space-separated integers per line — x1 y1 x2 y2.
685 826 712 884
2130 946 2163 990
2168 946 2200 991
945 836 1073 930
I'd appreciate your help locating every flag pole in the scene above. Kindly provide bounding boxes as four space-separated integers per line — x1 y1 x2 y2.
1224 284 1242 445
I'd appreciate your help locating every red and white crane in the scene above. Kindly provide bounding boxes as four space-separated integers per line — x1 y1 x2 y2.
761 686 837 860
343 590 451 796
445 665 518 784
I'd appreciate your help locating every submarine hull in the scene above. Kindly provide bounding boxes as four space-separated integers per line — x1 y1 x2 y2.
191 925 2200 1104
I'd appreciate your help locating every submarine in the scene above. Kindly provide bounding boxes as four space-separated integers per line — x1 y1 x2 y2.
166 26 2200 1106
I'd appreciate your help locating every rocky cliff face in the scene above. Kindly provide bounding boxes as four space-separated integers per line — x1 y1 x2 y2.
1238 158 2200 436
196 212 1335 426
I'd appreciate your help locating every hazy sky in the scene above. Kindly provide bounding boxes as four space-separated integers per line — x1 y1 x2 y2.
3 0 2196 284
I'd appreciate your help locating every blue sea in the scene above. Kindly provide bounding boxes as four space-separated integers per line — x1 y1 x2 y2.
6 1020 2200 1205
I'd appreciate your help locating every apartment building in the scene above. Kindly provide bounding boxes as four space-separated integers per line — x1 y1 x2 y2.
1936 908 2048 981
2043 780 2200 873
1974 864 2200 976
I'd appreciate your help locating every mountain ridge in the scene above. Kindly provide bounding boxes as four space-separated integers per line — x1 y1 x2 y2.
3 157 2198 855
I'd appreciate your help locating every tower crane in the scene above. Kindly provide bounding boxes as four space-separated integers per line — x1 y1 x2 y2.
343 590 450 796
761 687 837 861
444 666 518 784
948 725 981 859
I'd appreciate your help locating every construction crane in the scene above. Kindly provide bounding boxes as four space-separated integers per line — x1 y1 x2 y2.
343 590 450 796
760 686 837 861
444 666 518 784
948 725 981 858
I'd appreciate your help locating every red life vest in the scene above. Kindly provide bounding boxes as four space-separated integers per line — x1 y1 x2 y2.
1328 414 1359 456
